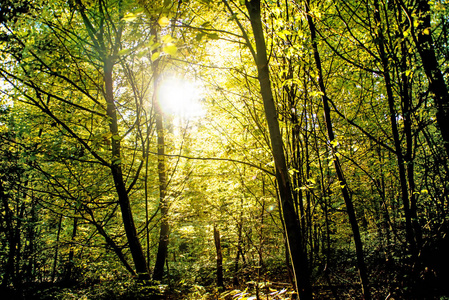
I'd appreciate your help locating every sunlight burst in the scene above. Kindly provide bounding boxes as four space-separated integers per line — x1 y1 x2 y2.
158 77 204 118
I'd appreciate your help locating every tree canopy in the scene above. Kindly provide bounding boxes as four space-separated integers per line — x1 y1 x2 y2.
1 0 449 299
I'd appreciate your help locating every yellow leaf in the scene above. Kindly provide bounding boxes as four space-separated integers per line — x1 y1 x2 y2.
151 52 160 61
150 42 161 52
423 28 431 35
162 35 173 43
158 16 170 27
117 48 131 56
122 13 137 21
163 43 177 56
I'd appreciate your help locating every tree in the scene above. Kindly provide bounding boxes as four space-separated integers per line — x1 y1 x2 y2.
304 0 371 297
223 0 313 298
1 0 153 279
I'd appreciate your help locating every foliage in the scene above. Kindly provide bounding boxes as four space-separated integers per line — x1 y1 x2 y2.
1 0 449 299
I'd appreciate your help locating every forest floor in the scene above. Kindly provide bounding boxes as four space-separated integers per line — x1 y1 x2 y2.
2 258 449 300
0 273 399 300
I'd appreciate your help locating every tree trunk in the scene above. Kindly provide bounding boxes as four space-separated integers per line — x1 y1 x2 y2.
1 180 14 288
88 213 136 275
214 225 224 288
65 217 78 282
51 215 63 283
305 2 371 298
243 1 313 298
104 58 149 279
152 55 170 282
397 1 422 250
233 217 243 286
372 0 418 261
414 0 449 158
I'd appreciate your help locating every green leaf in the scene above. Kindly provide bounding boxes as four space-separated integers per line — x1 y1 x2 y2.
118 48 132 56
207 33 219 40
195 33 205 42
137 51 147 58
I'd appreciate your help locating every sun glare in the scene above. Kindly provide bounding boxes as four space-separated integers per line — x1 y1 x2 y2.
158 77 205 118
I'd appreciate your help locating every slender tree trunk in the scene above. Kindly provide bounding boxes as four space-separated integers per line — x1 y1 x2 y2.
413 0 449 158
104 58 149 279
89 214 136 275
24 196 37 283
397 2 422 249
243 1 312 298
74 0 149 279
144 138 151 271
1 181 15 288
305 2 371 298
233 216 243 286
65 217 78 282
51 215 63 283
214 225 224 288
371 0 418 261
152 55 170 282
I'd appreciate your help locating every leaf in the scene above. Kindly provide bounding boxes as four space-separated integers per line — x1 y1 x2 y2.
137 51 147 58
207 33 219 40
122 13 137 22
150 42 161 51
423 27 431 35
163 43 177 56
151 52 160 61
158 16 170 27
162 35 173 43
117 48 131 56
195 32 205 42
201 21 211 27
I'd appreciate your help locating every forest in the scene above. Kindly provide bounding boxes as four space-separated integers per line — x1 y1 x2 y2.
1 0 449 299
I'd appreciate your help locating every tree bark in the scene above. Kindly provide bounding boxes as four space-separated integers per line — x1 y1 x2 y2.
152 55 170 282
305 2 371 298
214 225 224 288
104 58 149 279
65 217 78 282
413 0 449 158
51 215 63 283
372 0 418 261
233 216 243 286
75 0 149 279
244 1 313 298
